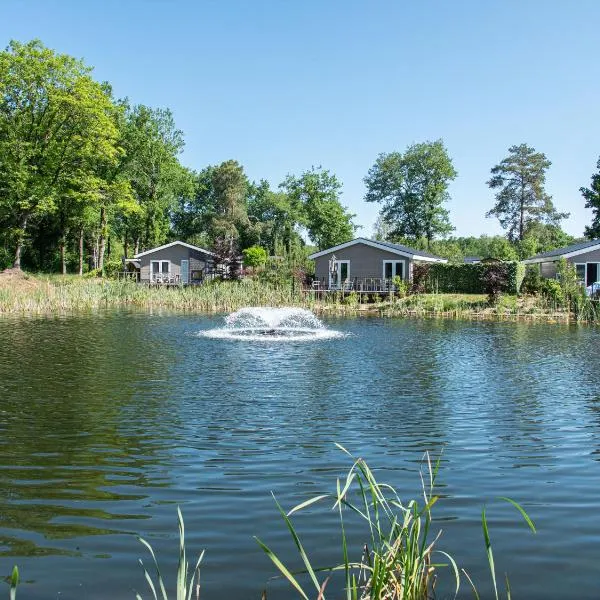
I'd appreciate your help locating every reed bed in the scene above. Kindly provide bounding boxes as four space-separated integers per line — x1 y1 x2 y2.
0 273 596 323
0 275 310 315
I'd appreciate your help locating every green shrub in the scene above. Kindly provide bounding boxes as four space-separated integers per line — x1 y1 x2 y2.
0 247 12 271
542 279 564 305
342 291 359 306
104 260 123 278
521 266 543 294
424 261 523 295
393 275 410 297
242 245 267 268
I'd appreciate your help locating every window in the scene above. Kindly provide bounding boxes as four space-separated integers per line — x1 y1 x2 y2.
151 260 170 281
383 261 404 280
575 263 586 285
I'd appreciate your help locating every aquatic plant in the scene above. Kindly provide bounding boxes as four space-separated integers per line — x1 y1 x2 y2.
256 445 535 600
9 566 18 600
256 445 452 599
136 507 205 600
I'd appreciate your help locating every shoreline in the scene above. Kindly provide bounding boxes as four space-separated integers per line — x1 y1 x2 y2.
0 272 583 324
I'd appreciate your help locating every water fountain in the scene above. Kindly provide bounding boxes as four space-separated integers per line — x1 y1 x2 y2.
201 307 343 341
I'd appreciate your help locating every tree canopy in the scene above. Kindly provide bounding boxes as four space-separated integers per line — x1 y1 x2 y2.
486 143 568 242
0 39 592 275
364 140 456 249
280 167 356 250
581 157 600 240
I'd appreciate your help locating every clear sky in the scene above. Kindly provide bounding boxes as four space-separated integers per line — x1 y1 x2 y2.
2 0 599 238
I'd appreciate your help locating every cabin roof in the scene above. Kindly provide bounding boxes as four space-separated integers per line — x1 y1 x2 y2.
308 237 447 262
133 241 215 259
523 239 600 263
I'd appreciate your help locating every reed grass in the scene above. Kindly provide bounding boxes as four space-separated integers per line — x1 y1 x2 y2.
4 450 536 600
136 507 205 600
0 275 310 314
0 273 595 323
9 566 18 600
256 444 536 600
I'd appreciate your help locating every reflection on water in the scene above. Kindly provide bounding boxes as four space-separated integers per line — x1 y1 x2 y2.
1 313 600 598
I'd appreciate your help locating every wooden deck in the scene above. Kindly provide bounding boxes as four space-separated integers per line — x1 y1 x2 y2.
116 271 216 287
308 277 402 293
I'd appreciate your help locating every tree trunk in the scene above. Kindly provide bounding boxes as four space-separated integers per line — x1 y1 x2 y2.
60 238 67 274
78 227 84 276
98 206 107 275
134 238 140 256
123 224 129 260
12 214 28 270
519 178 525 241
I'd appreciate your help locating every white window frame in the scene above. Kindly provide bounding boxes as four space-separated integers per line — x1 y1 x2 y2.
586 262 600 287
382 260 404 280
574 263 586 285
329 260 350 289
151 260 170 281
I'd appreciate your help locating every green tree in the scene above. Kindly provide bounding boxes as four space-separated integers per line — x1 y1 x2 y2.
209 159 249 242
516 222 575 259
123 105 189 255
242 245 267 268
581 157 600 239
364 140 456 249
486 143 568 242
0 39 120 269
281 167 356 250
247 180 303 254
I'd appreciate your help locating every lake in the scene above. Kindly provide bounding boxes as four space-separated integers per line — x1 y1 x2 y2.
1 311 599 599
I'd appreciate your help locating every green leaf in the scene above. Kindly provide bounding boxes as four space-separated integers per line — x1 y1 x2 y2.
498 497 536 533
255 537 309 600
10 565 19 600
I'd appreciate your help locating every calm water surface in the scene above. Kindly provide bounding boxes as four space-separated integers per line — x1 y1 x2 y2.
1 312 599 599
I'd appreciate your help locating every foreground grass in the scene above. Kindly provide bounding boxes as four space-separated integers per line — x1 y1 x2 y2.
8 448 537 600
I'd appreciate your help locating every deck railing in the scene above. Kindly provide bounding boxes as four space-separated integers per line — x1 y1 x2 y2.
308 278 402 292
117 271 141 282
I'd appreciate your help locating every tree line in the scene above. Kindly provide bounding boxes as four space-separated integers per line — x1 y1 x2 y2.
1 39 600 274
0 40 356 273
367 141 600 261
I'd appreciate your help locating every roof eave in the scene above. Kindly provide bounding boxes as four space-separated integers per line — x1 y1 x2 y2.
134 241 215 258
308 237 446 262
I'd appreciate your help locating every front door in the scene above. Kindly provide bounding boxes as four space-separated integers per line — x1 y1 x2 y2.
587 263 599 286
329 260 350 289
181 259 189 284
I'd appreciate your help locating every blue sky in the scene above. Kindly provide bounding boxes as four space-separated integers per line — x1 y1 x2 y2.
2 0 599 238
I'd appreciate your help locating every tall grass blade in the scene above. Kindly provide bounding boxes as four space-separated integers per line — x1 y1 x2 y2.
137 537 169 600
138 558 159 600
462 568 480 600
287 495 329 516
482 506 499 600
272 494 322 595
254 537 310 600
9 566 19 600
335 477 351 600
498 497 536 533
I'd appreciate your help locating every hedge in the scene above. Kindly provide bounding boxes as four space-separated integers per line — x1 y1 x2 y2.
424 261 525 294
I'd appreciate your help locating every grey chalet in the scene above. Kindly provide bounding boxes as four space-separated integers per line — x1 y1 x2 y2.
523 239 600 286
308 237 447 291
124 241 216 284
